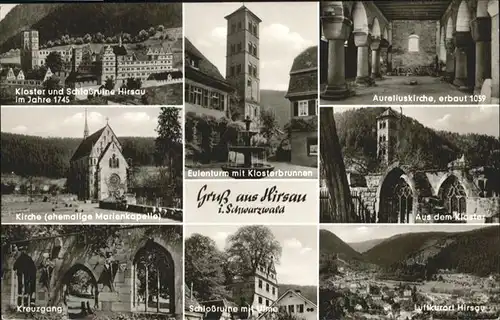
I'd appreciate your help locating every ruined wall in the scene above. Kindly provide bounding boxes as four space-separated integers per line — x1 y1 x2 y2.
1 226 183 317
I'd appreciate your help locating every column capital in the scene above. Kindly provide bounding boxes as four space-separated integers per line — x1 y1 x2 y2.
353 31 370 47
370 38 381 51
321 15 353 40
454 31 473 48
487 0 498 17
470 17 491 42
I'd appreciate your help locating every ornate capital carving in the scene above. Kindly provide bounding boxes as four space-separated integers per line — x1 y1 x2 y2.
470 17 491 42
321 15 353 40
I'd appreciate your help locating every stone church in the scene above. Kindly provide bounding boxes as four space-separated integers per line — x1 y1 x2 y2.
69 110 128 201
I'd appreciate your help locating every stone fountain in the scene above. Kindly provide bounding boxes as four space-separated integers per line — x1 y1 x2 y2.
221 117 274 179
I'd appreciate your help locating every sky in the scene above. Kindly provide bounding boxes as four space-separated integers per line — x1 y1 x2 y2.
185 2 318 91
322 225 489 244
334 106 500 137
0 106 171 137
186 225 317 286
0 4 16 21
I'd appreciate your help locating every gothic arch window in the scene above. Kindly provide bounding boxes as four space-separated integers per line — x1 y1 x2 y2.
13 253 37 307
132 240 175 314
439 175 467 214
408 34 419 52
109 154 119 168
380 170 413 223
62 264 98 315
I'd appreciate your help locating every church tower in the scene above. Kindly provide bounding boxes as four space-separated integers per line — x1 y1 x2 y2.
376 108 398 166
225 5 261 126
20 30 39 71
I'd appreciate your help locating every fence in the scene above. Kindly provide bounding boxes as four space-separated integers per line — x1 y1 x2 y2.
319 187 375 223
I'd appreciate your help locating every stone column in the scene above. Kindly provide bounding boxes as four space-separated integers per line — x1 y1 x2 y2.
320 6 353 100
445 38 455 82
487 0 499 102
470 17 491 94
354 31 372 85
453 31 473 91
370 38 381 79
387 46 393 75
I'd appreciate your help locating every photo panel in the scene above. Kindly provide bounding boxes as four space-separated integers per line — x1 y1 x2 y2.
319 105 500 223
1 106 183 223
318 0 499 106
0 225 183 319
0 3 183 105
319 224 500 319
183 2 319 223
185 224 318 320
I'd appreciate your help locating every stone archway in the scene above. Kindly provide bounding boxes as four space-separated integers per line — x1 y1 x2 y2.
131 239 175 314
12 253 37 307
454 0 475 90
62 263 99 316
352 1 371 85
376 166 417 223
437 174 467 214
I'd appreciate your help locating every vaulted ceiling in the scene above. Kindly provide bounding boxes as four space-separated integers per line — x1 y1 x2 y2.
374 1 452 20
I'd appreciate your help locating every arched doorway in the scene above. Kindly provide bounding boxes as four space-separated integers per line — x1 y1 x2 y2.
379 169 414 223
13 253 37 307
438 175 467 214
132 239 175 314
62 264 98 318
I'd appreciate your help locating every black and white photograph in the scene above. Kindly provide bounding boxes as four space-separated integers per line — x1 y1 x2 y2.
184 2 318 180
1 225 183 320
319 225 500 320
185 225 317 320
319 0 499 105
0 3 183 105
1 106 183 223
320 106 500 223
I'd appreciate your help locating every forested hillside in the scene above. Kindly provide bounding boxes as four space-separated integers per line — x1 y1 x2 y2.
334 107 500 172
363 227 499 278
0 3 182 52
1 132 156 178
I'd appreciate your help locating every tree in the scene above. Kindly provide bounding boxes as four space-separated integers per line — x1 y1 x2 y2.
94 32 104 43
155 108 182 199
83 34 92 43
260 109 278 143
228 91 242 120
157 25 165 32
226 225 282 276
43 76 62 96
104 78 115 91
185 234 230 301
75 37 84 45
138 29 148 41
45 51 63 73
320 108 354 222
125 78 142 90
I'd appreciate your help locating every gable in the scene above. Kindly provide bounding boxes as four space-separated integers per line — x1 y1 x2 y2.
97 140 128 169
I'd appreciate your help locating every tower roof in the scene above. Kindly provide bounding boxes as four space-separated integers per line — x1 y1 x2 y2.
376 108 398 119
224 5 262 23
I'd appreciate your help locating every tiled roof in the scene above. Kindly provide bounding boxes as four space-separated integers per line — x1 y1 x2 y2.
377 108 399 119
224 5 262 23
112 45 128 56
290 46 317 72
70 127 105 161
286 46 318 98
184 37 225 82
